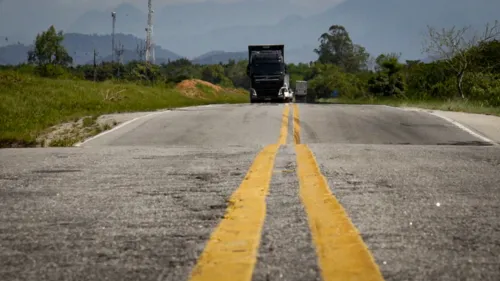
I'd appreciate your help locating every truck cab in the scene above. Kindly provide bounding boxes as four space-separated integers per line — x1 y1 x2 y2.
246 45 290 103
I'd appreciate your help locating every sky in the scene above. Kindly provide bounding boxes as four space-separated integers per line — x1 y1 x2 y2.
0 0 344 44
1 0 498 61
0 0 343 13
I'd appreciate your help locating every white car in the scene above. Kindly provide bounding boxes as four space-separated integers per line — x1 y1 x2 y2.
280 87 293 103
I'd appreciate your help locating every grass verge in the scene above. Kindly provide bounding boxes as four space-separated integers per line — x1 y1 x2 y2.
318 97 500 116
0 71 247 148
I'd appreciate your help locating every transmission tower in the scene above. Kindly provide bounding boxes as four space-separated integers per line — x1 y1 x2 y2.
145 0 155 64
112 12 116 63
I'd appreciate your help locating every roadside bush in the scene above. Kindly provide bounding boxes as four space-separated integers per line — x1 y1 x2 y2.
367 73 405 97
308 63 366 100
428 78 457 99
467 72 500 106
35 64 67 78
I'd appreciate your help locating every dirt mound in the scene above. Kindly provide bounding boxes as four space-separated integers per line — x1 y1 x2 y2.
176 79 222 98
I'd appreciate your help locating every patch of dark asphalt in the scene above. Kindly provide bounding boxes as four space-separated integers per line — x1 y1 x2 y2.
0 174 19 180
32 169 82 174
252 145 321 281
436 141 494 146
297 104 486 146
0 146 258 281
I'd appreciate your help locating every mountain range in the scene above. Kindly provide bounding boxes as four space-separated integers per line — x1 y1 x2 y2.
1 0 499 63
0 33 182 66
0 33 253 66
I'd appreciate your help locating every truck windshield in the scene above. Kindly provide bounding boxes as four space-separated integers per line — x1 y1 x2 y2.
252 63 284 74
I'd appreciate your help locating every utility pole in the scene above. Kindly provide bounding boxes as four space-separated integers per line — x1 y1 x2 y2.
145 0 155 64
111 12 116 63
118 42 124 65
93 49 98 82
115 41 125 78
136 41 146 61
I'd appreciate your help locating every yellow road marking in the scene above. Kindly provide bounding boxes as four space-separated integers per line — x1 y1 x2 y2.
278 104 290 145
188 104 290 281
293 105 385 281
292 104 300 144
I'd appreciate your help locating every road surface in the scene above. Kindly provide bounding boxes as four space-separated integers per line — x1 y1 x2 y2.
1 103 499 281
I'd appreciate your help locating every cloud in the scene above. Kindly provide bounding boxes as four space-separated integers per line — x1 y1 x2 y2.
2 0 343 12
0 0 344 43
49 0 244 11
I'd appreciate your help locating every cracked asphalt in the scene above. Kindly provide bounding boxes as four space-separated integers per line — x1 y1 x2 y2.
1 103 499 281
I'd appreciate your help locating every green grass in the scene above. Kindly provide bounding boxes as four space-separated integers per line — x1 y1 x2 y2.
318 97 500 116
0 71 247 148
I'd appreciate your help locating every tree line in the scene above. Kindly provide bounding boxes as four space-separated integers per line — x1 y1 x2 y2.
1 21 500 106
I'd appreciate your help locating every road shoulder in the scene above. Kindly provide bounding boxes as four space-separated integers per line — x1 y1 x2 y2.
400 107 500 145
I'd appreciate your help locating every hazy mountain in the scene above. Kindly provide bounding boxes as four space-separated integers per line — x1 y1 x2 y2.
154 0 304 39
192 51 247 65
191 45 318 65
66 1 309 39
0 44 31 65
2 0 499 63
311 0 500 60
161 0 500 60
165 0 500 59
67 3 146 36
62 1 341 60
0 33 182 65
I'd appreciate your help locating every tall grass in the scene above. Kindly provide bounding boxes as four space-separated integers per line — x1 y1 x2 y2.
0 71 247 147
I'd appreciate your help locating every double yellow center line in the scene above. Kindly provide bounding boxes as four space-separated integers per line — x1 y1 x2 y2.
188 104 384 281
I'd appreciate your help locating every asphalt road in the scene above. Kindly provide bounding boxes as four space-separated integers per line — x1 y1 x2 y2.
1 103 499 281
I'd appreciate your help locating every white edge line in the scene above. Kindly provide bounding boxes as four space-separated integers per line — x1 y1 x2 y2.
391 106 497 145
427 112 497 145
73 104 219 147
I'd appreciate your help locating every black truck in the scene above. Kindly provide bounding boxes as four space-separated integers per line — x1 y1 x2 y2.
246 45 291 103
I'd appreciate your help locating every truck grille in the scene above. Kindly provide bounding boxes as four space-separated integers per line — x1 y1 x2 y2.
251 75 283 97
255 88 280 97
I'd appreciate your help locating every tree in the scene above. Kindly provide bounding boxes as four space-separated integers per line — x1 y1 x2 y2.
161 58 201 83
307 63 365 100
28 25 72 69
349 44 370 71
375 53 401 71
202 64 233 87
469 40 500 73
225 59 250 89
314 25 369 72
422 20 500 98
368 54 405 97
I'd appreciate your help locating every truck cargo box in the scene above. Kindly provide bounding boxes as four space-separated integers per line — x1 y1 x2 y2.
248 45 285 61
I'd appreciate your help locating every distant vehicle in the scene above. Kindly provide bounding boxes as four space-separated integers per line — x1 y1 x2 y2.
295 80 307 103
246 45 291 103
